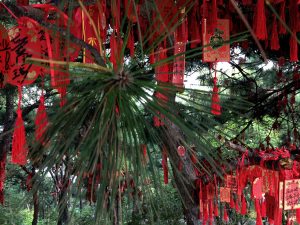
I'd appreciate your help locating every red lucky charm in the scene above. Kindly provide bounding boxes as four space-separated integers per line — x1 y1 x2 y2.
11 86 28 166
0 23 10 88
283 179 300 210
172 41 185 88
220 187 231 202
202 19 230 62
7 17 43 86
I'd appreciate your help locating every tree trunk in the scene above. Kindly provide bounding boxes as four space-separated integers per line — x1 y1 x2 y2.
168 148 199 225
0 87 15 204
163 102 199 225
32 190 39 225
0 87 14 158
57 187 69 225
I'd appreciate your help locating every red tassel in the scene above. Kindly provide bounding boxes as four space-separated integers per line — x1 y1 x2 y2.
241 194 247 215
35 95 48 144
270 16 280 51
162 148 168 184
235 196 240 212
110 32 117 69
255 199 263 225
11 87 28 166
214 202 219 217
278 1 286 34
209 200 213 224
230 194 235 209
253 0 267 40
211 69 221 115
296 209 300 223
261 199 266 218
290 32 298 62
12 108 28 165
223 206 229 222
203 202 208 224
127 30 135 57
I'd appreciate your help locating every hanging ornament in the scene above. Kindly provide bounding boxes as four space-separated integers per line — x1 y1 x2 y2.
253 0 267 40
214 201 219 216
278 1 286 35
261 198 266 218
211 65 221 116
202 19 230 62
223 205 229 222
255 199 263 225
270 16 280 51
11 86 28 165
289 32 298 62
155 46 169 82
241 194 247 215
172 8 187 89
35 94 48 144
162 147 168 184
7 17 43 86
81 4 103 63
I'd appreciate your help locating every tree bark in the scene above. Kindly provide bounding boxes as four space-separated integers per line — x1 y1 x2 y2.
0 87 15 159
162 112 199 225
32 190 39 225
57 187 69 225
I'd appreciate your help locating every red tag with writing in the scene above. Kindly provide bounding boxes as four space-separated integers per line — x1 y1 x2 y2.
202 19 230 62
220 187 231 202
226 175 237 190
284 179 300 210
7 17 43 86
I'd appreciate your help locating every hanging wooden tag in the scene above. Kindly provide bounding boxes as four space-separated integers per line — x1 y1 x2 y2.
252 177 263 199
220 187 231 202
226 175 237 191
7 17 43 86
202 19 230 62
283 179 300 210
